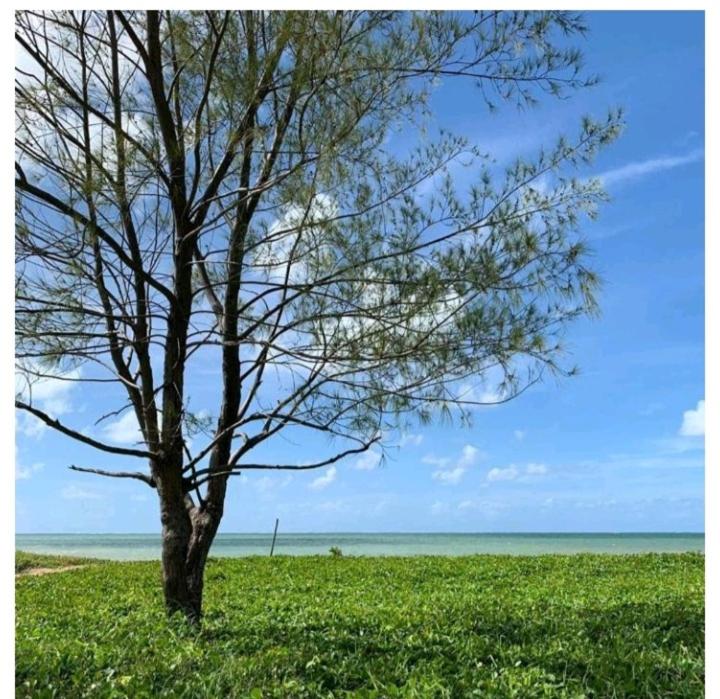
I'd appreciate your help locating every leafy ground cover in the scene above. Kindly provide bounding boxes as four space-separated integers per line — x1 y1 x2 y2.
16 553 703 698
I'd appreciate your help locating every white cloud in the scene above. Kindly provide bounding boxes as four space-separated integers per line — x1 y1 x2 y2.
422 454 450 467
430 444 480 485
599 451 704 470
15 460 43 481
458 445 479 468
355 450 382 471
526 463 548 475
432 466 466 485
598 149 703 187
655 436 704 454
15 365 82 435
679 400 704 437
253 194 339 285
640 402 663 417
102 411 144 445
430 500 448 515
15 444 33 481
61 485 103 500
309 466 337 490
16 366 80 406
398 433 424 448
255 476 274 493
16 413 46 439
487 465 519 482
454 497 508 518
314 498 344 512
457 382 504 407
487 462 548 482
254 474 293 493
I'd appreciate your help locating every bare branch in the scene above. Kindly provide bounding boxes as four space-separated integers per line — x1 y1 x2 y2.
69 464 155 487
16 401 153 459
187 435 381 490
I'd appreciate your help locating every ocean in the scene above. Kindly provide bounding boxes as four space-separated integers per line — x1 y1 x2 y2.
15 532 704 560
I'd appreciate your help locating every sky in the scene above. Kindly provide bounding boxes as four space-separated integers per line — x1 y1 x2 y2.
15 11 705 534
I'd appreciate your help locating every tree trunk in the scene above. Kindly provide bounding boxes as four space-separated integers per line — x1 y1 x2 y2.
185 507 222 619
157 468 197 619
180 445 230 622
160 505 193 618
158 489 222 623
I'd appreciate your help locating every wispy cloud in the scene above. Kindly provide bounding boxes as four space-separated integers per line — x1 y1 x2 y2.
679 399 705 437
430 500 448 515
16 460 43 481
422 454 450 467
254 474 293 494
640 402 664 417
456 382 504 407
568 435 705 475
309 466 337 490
430 444 480 485
15 365 82 437
526 463 548 475
432 467 466 485
487 465 519 482
61 485 103 500
455 497 509 519
398 432 424 448
355 450 382 471
597 148 703 187
101 411 144 445
487 463 548 482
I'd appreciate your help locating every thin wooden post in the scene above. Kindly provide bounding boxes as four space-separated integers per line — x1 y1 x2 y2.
270 518 279 556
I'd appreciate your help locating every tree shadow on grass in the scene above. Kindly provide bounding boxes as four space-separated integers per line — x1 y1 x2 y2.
197 600 704 697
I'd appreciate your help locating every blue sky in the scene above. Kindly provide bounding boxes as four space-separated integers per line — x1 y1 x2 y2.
15 11 704 534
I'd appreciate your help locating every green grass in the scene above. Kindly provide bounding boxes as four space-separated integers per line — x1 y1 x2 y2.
16 552 703 698
15 550 99 574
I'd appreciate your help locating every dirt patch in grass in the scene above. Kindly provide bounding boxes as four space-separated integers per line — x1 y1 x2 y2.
16 565 86 578
15 550 100 574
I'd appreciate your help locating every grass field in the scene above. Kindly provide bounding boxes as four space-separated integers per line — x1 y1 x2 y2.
15 552 704 698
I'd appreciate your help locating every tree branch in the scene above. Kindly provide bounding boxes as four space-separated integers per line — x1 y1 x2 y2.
16 401 153 459
69 464 155 488
187 436 380 490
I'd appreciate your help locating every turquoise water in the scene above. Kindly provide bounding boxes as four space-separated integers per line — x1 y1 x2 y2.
15 532 704 560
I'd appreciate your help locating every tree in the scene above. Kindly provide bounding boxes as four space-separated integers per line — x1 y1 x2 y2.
15 10 622 622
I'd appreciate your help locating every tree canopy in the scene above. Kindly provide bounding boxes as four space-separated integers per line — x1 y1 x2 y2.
15 10 622 619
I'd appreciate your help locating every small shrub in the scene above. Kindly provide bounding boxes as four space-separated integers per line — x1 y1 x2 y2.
329 546 343 557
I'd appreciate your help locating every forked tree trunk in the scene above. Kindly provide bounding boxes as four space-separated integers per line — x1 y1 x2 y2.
186 507 222 618
156 465 209 622
156 411 230 622
159 482 222 623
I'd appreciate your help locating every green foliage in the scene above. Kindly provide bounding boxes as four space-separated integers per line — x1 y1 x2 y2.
16 11 624 460
329 547 343 558
16 553 703 697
